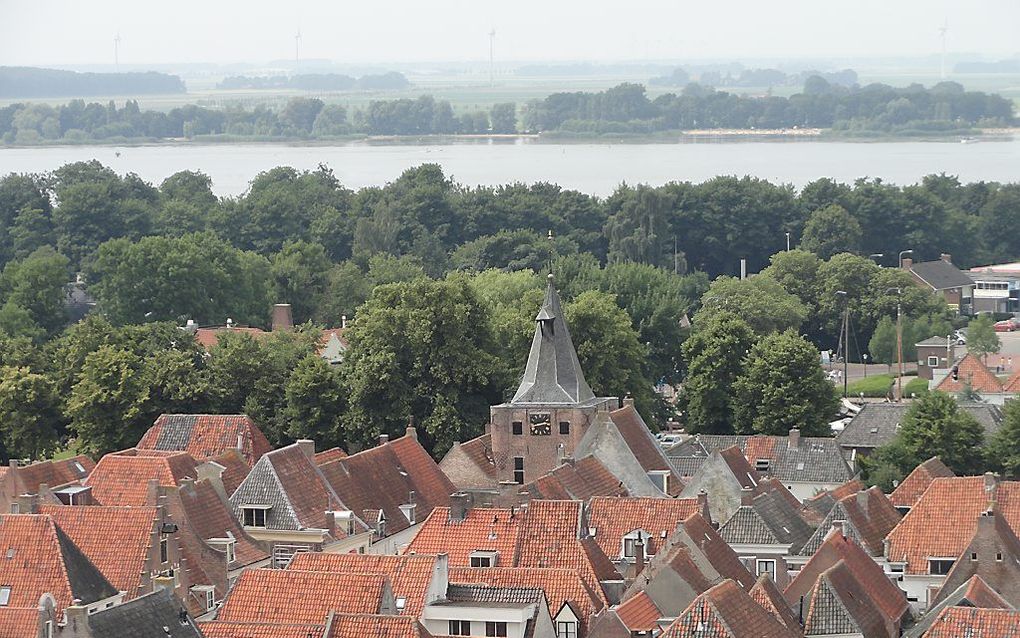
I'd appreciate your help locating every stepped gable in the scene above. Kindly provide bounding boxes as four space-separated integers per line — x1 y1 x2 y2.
889 457 955 509
138 414 272 467
38 504 159 598
84 450 198 506
287 552 441 616
511 274 595 406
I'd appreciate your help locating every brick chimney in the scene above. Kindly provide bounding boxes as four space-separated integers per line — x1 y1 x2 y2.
405 424 418 441
696 489 711 522
788 428 800 450
940 253 952 263
271 303 294 332
379 433 390 445
296 439 315 458
901 257 913 269
64 600 88 631
450 492 470 522
740 486 754 507
622 394 635 409
634 535 645 573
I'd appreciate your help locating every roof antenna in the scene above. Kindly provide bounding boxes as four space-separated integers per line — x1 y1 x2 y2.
547 229 555 275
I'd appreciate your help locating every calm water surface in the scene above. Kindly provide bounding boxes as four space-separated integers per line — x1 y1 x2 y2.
1 138 1018 196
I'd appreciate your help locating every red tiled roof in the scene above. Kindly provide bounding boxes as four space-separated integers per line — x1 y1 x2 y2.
616 591 661 632
1004 370 1020 393
38 504 157 598
935 353 1004 393
200 622 324 638
406 506 522 565
889 457 955 508
84 451 198 506
216 570 388 624
720 447 761 489
329 613 433 638
786 531 908 624
836 487 902 556
749 575 801 631
805 559 894 638
663 580 799 638
138 414 272 467
526 457 627 501
677 513 756 591
587 496 702 558
210 448 252 496
194 327 267 350
0 608 42 638
315 447 348 465
176 479 268 568
609 406 681 494
801 479 866 526
924 606 1020 638
319 433 455 538
17 455 94 491
454 434 497 481
287 553 439 616
886 477 1020 574
449 567 605 634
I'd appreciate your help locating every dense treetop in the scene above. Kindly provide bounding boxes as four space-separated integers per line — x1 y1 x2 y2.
0 66 185 98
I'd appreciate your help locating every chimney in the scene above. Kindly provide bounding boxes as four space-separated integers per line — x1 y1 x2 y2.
405 424 418 441
324 510 335 532
296 439 315 458
226 317 234 328
145 479 160 506
697 489 710 522
341 315 348 329
185 319 198 334
940 253 952 263
622 394 635 409
788 428 800 450
152 575 175 592
65 601 88 629
271 303 294 332
16 493 38 514
379 433 390 445
450 492 470 522
984 471 998 493
634 535 645 573
740 486 754 507
740 258 747 280
901 257 913 270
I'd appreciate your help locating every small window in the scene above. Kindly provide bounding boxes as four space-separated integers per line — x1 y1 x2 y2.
971 552 978 561
395 597 406 611
160 538 169 564
243 508 267 528
471 555 492 568
623 532 646 560
929 559 955 575
204 589 215 610
997 553 1003 562
512 421 523 435
9 503 18 514
890 563 904 573
513 457 525 484
557 621 577 638
225 542 235 564
449 620 471 636
486 622 508 637
927 356 939 367
73 461 85 474
559 421 570 435
755 459 770 472
756 559 776 578
0 587 10 606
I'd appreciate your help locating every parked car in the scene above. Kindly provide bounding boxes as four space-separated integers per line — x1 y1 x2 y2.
954 329 967 345
994 320 1016 332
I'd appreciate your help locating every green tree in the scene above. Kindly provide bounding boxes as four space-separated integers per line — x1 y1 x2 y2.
967 313 1000 363
868 316 898 371
0 301 43 342
732 331 838 436
0 246 70 334
698 276 808 335
0 366 61 460
66 345 150 455
800 204 863 259
342 277 505 456
283 354 347 448
490 103 517 134
990 399 1020 479
680 315 758 434
271 240 333 324
142 349 211 416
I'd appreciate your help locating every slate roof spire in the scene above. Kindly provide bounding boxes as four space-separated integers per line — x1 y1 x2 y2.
511 273 595 405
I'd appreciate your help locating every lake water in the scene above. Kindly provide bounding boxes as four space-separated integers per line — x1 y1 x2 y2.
1 137 1019 196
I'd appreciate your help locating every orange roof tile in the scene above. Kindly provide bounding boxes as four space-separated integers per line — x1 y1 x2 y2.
85 451 198 506
0 607 42 638
924 607 1020 638
663 580 799 638
886 477 1020 574
38 504 158 598
526 457 628 501
194 327 267 350
216 570 388 624
287 553 439 616
749 575 801 631
935 353 1003 393
804 559 895 638
406 506 522 565
449 567 605 634
176 479 268 568
138 414 272 467
1004 370 1020 393
315 447 348 465
616 591 661 632
16 455 94 491
889 457 955 508
210 448 252 496
960 574 1014 608
199 622 325 638
587 496 702 558
329 613 433 638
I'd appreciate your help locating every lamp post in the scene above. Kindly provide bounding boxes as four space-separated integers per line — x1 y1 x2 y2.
785 232 791 251
868 253 884 264
835 290 849 398
888 287 904 401
863 353 869 377
898 249 914 268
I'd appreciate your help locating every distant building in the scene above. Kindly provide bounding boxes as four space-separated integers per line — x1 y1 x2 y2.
916 336 956 381
968 262 1020 314
904 254 975 315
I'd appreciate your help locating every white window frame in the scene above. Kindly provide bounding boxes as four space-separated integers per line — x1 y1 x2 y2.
486 621 508 637
449 620 471 636
242 505 270 528
622 530 648 560
756 559 776 577
927 355 939 367
647 471 669 493
928 558 955 575
470 551 498 567
0 586 10 606
557 621 577 638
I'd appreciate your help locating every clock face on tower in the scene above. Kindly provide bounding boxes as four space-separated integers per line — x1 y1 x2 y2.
529 413 551 435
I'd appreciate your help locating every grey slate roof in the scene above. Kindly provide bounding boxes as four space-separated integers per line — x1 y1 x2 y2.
720 490 814 550
445 585 546 606
837 403 1003 450
511 275 596 405
909 259 974 291
916 336 952 347
666 434 853 484
86 588 203 638
719 506 781 545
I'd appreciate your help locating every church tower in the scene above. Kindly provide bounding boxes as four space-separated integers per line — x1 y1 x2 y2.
488 274 617 485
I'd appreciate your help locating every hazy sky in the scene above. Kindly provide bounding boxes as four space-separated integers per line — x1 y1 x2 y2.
1 0 1018 67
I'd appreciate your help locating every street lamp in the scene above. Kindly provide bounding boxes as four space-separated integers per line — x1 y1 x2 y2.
887 287 904 401
785 232 791 251
868 253 884 264
898 249 914 268
863 353 869 377
835 290 849 398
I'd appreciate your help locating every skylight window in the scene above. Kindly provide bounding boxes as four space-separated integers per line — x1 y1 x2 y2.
73 461 86 474
396 597 407 611
0 587 10 606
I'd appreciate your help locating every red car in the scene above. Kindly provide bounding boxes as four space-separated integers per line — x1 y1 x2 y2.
994 320 1016 332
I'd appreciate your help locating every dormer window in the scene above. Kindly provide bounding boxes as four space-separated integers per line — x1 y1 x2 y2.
242 505 270 528
72 461 85 474
399 503 417 525
470 551 498 567
334 510 355 535
755 459 770 472
396 597 407 612
622 531 649 560
190 585 216 612
928 558 955 575
647 471 669 493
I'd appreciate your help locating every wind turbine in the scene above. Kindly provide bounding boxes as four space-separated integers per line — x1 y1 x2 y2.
488 29 496 87
114 33 121 69
295 29 302 64
939 19 948 79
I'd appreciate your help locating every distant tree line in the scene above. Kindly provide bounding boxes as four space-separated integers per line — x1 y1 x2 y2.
0 66 185 98
217 71 411 91
649 67 858 88
0 96 519 144
523 80 1015 134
